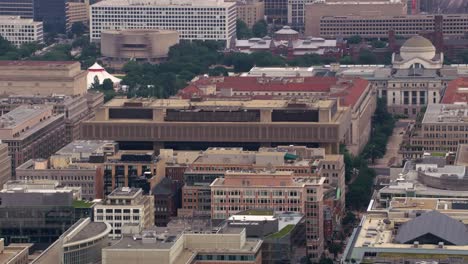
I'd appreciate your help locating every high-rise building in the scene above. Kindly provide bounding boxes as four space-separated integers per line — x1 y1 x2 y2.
0 16 43 47
211 172 326 262
90 0 237 47
94 187 155 238
0 144 11 188
236 0 264 28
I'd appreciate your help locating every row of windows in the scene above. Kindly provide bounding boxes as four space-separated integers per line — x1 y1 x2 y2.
96 208 140 214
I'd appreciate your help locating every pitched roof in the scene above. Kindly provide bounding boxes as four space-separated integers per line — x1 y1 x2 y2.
442 77 468 104
395 210 468 245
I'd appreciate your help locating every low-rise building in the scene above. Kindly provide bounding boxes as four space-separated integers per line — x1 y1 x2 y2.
101 221 262 264
0 238 30 264
94 187 155 238
0 105 66 173
211 171 326 262
0 15 43 47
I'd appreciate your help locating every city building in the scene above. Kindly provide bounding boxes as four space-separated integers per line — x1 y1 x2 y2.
0 61 88 96
101 220 263 264
152 177 177 226
0 239 30 264
342 197 468 264
236 0 264 28
90 0 237 47
0 94 104 143
100 29 179 69
376 156 468 205
264 0 287 24
227 210 306 263
82 97 351 154
307 13 468 39
211 171 326 262
66 0 89 31
0 180 77 250
30 218 111 264
403 104 468 157
441 77 468 104
0 16 43 47
304 0 407 36
15 140 116 200
0 105 66 173
234 26 343 58
0 144 11 187
0 0 67 33
179 75 374 154
94 187 155 238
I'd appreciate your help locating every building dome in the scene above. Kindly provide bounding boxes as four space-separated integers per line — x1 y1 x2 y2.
400 35 436 61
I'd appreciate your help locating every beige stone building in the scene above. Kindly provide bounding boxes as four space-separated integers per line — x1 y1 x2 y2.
100 29 179 69
82 97 351 154
304 0 407 36
0 61 87 96
0 16 43 47
0 144 11 188
237 0 265 28
66 1 89 30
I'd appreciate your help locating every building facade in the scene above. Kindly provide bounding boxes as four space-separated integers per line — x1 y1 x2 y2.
66 1 89 31
0 16 43 47
211 172 326 262
0 144 11 187
90 0 237 46
94 187 155 239
0 105 66 173
0 61 88 96
237 0 264 28
0 239 30 264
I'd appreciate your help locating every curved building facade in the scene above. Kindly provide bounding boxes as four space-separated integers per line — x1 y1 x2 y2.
100 29 179 62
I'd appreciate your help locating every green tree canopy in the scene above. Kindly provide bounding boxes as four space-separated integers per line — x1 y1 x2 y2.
102 78 114 90
347 35 362 44
236 19 252 39
252 19 268 38
71 22 86 37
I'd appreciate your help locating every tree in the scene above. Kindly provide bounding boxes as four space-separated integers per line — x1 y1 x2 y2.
318 257 334 264
358 49 377 64
252 19 268 38
225 53 254 72
91 76 101 90
339 56 354 65
71 22 86 37
328 242 343 258
342 212 357 226
371 40 387 48
347 35 362 44
209 66 229 76
459 50 468 64
236 19 252 39
102 78 114 90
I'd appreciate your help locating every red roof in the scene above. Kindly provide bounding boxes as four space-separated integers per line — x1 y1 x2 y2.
442 78 468 104
181 76 370 107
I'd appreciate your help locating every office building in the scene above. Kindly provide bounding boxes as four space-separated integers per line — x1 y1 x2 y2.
0 239 30 264
0 94 103 143
264 0 287 24
304 0 407 36
90 0 237 47
343 197 468 264
404 104 468 157
227 210 306 263
0 105 66 173
0 16 43 47
234 26 343 58
307 13 468 39
152 177 177 226
102 220 263 264
237 0 264 28
15 140 116 200
0 61 88 96
211 172 326 262
0 0 34 18
94 187 155 238
0 144 11 188
0 180 77 250
82 97 351 154
180 75 374 154
66 0 89 31
30 218 111 264
100 29 179 69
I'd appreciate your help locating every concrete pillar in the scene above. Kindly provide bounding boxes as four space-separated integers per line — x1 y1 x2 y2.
124 165 129 186
153 109 164 122
260 109 272 123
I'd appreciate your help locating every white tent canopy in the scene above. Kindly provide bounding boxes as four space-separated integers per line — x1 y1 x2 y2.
87 62 121 89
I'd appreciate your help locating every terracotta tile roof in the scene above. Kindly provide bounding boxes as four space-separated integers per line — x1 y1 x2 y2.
180 76 370 107
442 77 468 104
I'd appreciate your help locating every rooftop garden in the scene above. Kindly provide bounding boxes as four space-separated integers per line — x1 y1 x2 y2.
267 224 295 239
73 200 94 208
241 209 274 216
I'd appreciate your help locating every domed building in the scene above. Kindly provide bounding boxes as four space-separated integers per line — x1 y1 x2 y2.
392 35 443 69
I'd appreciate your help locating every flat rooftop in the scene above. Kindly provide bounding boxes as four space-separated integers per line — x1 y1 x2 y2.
108 187 141 198
66 222 109 244
422 104 468 124
456 144 468 166
0 243 31 264
0 105 50 129
56 140 115 156
0 60 77 68
92 0 235 7
0 15 40 25
104 98 336 110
